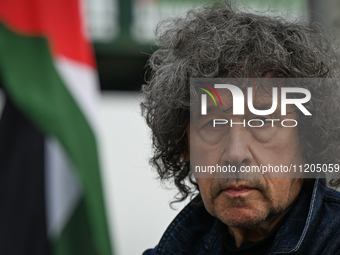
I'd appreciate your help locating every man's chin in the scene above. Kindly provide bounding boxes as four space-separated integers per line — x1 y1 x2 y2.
217 208 267 228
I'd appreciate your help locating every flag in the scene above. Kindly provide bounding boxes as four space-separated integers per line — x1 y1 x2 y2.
0 0 113 254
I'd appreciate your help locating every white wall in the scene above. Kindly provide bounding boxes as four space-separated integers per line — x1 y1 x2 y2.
97 91 187 255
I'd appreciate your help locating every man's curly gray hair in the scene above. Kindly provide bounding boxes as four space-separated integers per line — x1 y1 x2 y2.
141 1 340 203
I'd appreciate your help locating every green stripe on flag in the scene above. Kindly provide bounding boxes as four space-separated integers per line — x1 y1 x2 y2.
54 199 97 255
0 22 112 255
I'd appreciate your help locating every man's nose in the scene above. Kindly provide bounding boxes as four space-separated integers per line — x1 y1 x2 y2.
222 127 253 166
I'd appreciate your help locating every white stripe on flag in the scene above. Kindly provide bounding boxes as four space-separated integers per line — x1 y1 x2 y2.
45 136 82 240
54 56 100 133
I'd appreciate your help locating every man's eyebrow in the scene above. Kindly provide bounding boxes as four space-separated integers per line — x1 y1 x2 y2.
194 105 232 120
207 106 233 113
201 102 275 117
250 102 277 111
221 106 233 113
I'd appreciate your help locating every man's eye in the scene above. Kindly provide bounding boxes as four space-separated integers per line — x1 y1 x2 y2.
258 117 269 123
204 119 225 128
206 120 215 127
248 117 270 127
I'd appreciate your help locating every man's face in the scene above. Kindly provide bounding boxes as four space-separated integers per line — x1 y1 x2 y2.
189 85 304 228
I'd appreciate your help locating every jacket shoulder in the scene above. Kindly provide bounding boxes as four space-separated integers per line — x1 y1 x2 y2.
143 197 225 255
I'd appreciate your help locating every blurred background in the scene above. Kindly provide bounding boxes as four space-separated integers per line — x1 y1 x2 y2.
0 0 340 255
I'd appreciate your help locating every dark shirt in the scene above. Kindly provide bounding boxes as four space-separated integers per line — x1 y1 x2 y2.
223 202 295 255
224 229 277 255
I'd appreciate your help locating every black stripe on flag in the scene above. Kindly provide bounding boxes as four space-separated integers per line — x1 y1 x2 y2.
0 93 50 255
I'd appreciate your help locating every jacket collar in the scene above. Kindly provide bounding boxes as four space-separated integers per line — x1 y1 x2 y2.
269 178 325 253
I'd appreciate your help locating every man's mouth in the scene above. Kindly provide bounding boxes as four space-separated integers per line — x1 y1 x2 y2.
222 185 255 197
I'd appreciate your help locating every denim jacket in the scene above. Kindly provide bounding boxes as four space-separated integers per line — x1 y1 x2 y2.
143 179 340 255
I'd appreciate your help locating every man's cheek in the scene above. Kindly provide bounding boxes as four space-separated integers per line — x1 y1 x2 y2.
191 143 221 168
197 180 216 215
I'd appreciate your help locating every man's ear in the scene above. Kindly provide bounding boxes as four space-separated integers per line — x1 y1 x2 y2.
184 124 190 161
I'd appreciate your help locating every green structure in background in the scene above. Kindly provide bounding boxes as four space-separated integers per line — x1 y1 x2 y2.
92 0 307 54
88 0 307 90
